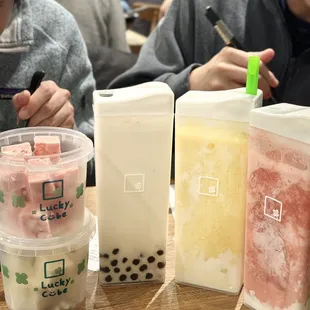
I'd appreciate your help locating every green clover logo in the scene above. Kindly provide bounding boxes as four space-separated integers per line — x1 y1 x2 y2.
76 183 84 199
16 273 28 285
53 188 62 197
2 265 9 278
77 259 86 275
12 195 25 208
54 267 63 276
0 190 4 203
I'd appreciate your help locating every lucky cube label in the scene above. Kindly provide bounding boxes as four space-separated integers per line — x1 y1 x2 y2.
44 259 65 279
264 196 283 222
198 176 220 197
42 180 64 200
124 174 145 193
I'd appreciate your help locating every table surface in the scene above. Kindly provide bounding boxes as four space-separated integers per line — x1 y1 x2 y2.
0 187 250 310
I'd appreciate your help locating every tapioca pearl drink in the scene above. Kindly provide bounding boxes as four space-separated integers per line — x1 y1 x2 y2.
93 82 174 284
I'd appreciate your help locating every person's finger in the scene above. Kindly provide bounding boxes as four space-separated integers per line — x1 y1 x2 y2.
257 48 275 65
12 90 31 113
215 63 272 98
32 102 74 127
18 81 58 120
216 63 248 84
253 49 278 88
59 115 75 129
223 47 279 88
28 89 71 126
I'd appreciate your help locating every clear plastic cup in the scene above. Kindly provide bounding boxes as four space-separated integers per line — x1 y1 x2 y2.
0 208 96 310
0 127 93 238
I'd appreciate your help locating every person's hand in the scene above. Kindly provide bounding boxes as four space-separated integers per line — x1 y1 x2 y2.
189 47 279 99
12 81 75 128
159 0 173 19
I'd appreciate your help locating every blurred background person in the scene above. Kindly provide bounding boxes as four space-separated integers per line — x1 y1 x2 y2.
57 0 137 89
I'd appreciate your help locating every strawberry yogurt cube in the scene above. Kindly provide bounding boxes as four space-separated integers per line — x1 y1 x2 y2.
0 166 28 193
0 143 31 191
34 136 61 156
1 142 32 157
18 204 52 238
4 198 52 238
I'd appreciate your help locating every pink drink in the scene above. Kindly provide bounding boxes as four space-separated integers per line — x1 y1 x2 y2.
244 104 310 309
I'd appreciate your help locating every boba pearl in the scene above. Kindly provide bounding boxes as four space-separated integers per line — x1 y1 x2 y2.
132 259 140 266
112 249 119 255
120 275 127 282
139 265 148 272
105 275 112 282
101 267 110 273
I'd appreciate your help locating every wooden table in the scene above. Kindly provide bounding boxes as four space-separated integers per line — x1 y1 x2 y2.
0 187 250 310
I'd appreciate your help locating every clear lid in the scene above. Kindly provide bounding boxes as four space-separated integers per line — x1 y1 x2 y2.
250 103 310 144
176 88 263 122
93 82 174 116
0 127 94 169
0 208 96 257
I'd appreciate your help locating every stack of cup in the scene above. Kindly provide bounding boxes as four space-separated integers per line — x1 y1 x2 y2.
0 127 95 310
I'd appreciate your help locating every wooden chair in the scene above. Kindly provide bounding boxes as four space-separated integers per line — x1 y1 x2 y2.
131 2 161 34
125 2 161 54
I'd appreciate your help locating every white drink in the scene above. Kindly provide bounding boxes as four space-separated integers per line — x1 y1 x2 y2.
94 82 174 284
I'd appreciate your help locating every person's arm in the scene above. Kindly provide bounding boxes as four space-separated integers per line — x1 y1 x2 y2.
109 0 199 99
57 21 95 141
57 17 96 186
109 0 278 99
108 0 130 53
159 0 173 19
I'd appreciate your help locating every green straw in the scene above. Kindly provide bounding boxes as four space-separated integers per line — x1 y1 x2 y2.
246 56 260 95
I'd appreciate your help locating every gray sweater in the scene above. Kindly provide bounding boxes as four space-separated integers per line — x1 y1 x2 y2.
56 0 130 53
0 0 95 137
110 0 310 107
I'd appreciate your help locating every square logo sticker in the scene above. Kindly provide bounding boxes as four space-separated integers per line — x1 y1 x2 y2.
198 176 219 197
124 174 145 193
44 259 65 279
264 196 282 222
42 180 64 200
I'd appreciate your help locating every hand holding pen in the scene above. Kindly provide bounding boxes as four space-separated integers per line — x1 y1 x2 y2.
189 6 279 102
11 72 74 129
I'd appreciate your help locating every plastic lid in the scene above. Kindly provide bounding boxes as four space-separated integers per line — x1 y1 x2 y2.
0 127 94 168
176 88 263 122
93 82 174 116
0 208 96 257
250 103 310 144
246 56 260 95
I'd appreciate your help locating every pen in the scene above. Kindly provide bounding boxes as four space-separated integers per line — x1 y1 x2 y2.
0 71 45 127
205 6 278 104
205 6 242 49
